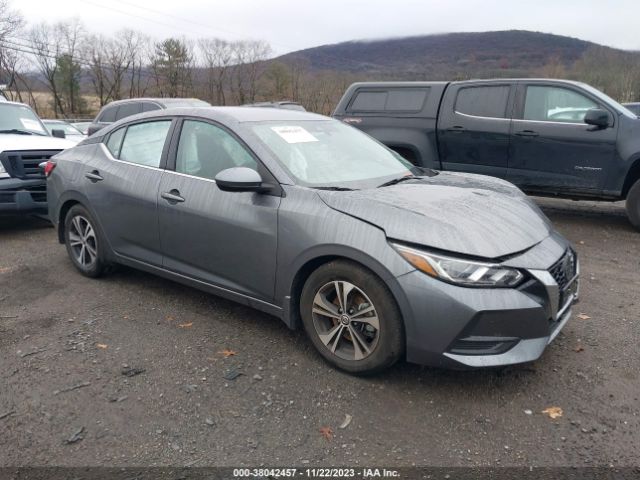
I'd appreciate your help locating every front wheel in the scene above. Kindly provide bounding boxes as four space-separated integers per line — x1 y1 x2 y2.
626 180 640 231
300 260 404 374
64 205 108 277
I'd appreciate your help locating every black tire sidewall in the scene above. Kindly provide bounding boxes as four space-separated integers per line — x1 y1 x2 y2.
64 205 105 278
626 180 640 230
300 260 404 374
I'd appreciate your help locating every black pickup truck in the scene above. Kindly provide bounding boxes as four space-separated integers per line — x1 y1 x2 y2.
333 79 640 229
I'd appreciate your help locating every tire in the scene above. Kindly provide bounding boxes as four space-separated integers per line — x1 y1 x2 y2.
626 180 640 231
64 204 108 278
300 260 404 374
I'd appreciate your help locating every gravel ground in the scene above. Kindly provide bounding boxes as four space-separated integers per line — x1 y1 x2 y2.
0 198 638 467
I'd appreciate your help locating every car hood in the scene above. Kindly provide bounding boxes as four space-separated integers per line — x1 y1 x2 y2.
317 172 552 259
0 133 75 154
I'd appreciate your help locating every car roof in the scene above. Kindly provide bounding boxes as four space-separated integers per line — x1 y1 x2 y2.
113 106 328 125
102 97 210 107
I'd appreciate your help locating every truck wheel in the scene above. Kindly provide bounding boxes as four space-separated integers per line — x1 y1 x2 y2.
626 180 640 230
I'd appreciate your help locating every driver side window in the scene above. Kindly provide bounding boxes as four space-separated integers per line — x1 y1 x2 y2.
524 86 598 123
175 120 257 180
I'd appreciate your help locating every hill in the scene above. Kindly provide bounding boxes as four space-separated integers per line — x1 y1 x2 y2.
276 30 616 79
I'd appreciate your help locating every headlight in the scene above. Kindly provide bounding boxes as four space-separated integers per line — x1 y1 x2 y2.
392 243 524 288
0 162 8 178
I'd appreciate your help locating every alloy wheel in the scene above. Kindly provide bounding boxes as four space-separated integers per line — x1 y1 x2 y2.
68 215 98 268
311 280 380 361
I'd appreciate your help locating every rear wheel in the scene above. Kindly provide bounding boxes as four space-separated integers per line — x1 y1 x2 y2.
300 260 404 374
64 205 107 277
626 180 640 231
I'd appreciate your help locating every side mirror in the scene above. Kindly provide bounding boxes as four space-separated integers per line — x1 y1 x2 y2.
51 128 66 139
215 167 263 192
584 108 610 128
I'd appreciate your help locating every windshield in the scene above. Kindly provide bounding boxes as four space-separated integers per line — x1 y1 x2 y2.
44 122 83 135
248 120 416 188
0 104 48 135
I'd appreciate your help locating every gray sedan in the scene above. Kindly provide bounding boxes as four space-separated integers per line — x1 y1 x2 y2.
45 107 579 374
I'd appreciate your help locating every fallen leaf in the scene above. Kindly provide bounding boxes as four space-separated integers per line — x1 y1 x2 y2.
0 266 13 274
542 406 563 419
96 343 108 349
574 345 585 353
339 414 352 429
165 315 175 322
178 322 193 328
319 426 333 441
577 313 591 320
218 349 236 358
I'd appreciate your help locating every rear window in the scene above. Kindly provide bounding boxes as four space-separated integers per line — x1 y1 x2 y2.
116 102 142 120
349 88 429 113
455 86 510 119
98 105 118 123
142 102 162 112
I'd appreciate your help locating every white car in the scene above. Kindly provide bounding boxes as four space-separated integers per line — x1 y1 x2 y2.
0 101 76 215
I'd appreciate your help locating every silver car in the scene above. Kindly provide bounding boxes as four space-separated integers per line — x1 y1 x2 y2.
45 107 579 374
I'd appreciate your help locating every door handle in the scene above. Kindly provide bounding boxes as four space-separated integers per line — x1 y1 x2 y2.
85 170 103 182
447 125 465 133
161 189 185 203
515 130 539 138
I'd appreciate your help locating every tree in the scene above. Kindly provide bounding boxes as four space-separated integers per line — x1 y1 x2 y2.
151 37 193 98
230 40 271 104
0 0 32 104
198 37 233 105
29 19 85 116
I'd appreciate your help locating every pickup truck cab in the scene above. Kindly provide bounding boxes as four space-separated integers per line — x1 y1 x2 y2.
333 79 640 229
0 101 75 215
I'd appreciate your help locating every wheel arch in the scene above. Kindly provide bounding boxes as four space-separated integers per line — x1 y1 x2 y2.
622 156 640 198
55 192 112 257
280 246 410 332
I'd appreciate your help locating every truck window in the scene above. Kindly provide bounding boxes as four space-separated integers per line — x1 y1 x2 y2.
455 86 510 118
349 89 429 112
524 86 598 123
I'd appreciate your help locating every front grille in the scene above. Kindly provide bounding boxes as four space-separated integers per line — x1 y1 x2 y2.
0 150 60 179
549 249 577 290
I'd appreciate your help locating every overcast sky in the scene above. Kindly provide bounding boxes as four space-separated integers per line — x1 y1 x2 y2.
15 0 640 55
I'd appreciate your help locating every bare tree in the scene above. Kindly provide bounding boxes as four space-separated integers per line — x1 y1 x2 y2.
84 29 138 106
126 32 152 98
0 0 28 102
198 37 233 105
230 40 271 104
29 22 65 115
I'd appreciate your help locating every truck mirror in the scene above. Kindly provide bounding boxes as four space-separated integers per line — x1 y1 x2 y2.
584 109 610 128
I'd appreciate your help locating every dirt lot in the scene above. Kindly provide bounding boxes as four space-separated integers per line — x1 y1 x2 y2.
0 198 638 468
